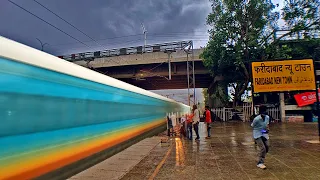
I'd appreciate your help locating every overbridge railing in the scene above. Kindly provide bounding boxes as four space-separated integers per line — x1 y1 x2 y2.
57 40 193 62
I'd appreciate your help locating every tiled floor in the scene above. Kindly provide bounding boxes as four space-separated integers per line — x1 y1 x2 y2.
121 122 320 180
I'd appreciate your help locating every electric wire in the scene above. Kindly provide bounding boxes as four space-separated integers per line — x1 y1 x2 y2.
7 0 89 47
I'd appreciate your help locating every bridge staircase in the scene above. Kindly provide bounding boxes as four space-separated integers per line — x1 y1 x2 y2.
232 106 245 121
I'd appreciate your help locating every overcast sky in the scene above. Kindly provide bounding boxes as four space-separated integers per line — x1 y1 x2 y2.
0 0 286 56
0 0 211 55
0 0 285 105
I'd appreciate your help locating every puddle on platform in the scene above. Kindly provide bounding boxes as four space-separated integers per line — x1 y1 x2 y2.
306 140 320 144
241 142 255 145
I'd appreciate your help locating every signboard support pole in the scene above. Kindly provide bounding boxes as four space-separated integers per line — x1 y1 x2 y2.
313 58 320 139
315 83 320 138
279 93 286 122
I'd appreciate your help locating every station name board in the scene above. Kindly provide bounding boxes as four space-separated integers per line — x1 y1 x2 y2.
252 59 315 93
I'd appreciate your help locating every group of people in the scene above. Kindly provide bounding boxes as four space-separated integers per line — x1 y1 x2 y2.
167 105 215 141
167 104 270 170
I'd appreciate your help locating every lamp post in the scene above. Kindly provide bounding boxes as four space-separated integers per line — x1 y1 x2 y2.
141 23 147 53
36 38 48 51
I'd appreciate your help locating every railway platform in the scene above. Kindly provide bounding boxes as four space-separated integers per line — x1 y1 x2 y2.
70 122 320 180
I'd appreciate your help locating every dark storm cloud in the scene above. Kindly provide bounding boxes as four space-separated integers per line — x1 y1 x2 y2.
0 0 210 55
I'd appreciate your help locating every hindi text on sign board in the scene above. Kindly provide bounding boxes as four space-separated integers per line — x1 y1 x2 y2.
251 59 315 93
254 63 312 75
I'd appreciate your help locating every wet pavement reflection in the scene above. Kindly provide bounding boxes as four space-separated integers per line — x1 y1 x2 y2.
121 122 320 180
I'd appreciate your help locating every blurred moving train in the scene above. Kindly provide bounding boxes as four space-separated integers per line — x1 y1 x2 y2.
0 36 189 180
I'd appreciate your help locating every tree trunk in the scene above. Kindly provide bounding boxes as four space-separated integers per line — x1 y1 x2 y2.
232 63 250 109
232 96 238 108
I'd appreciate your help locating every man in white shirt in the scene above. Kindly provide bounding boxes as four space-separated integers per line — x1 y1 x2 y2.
192 105 200 140
171 113 177 127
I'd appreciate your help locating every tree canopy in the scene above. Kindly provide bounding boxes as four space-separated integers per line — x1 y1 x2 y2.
201 0 320 107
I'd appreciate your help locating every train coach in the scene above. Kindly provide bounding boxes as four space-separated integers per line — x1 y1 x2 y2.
0 36 189 180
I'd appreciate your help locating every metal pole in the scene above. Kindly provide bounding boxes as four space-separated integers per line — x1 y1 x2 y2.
279 93 286 122
187 53 190 106
315 81 320 138
191 42 196 103
141 23 147 53
144 32 147 52
223 107 226 122
313 55 320 138
168 53 171 80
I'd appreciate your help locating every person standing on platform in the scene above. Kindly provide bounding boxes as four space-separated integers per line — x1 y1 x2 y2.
192 105 200 141
167 115 173 137
186 113 193 140
171 113 178 136
171 113 177 128
180 114 187 138
251 105 270 169
205 106 212 139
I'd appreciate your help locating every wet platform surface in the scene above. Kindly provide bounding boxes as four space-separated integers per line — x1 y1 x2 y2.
121 122 320 180
68 137 162 180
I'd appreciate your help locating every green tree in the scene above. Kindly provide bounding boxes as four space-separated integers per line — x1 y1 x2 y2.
282 0 319 38
202 88 209 106
266 0 320 59
201 0 320 108
201 0 279 107
277 38 320 59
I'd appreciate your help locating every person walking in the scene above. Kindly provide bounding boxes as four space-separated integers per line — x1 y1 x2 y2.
204 106 212 139
251 105 270 169
192 105 200 141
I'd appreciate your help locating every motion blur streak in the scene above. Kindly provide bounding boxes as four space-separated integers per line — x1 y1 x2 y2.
0 36 189 180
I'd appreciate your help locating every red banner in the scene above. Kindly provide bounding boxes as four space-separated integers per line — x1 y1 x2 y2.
294 90 320 107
